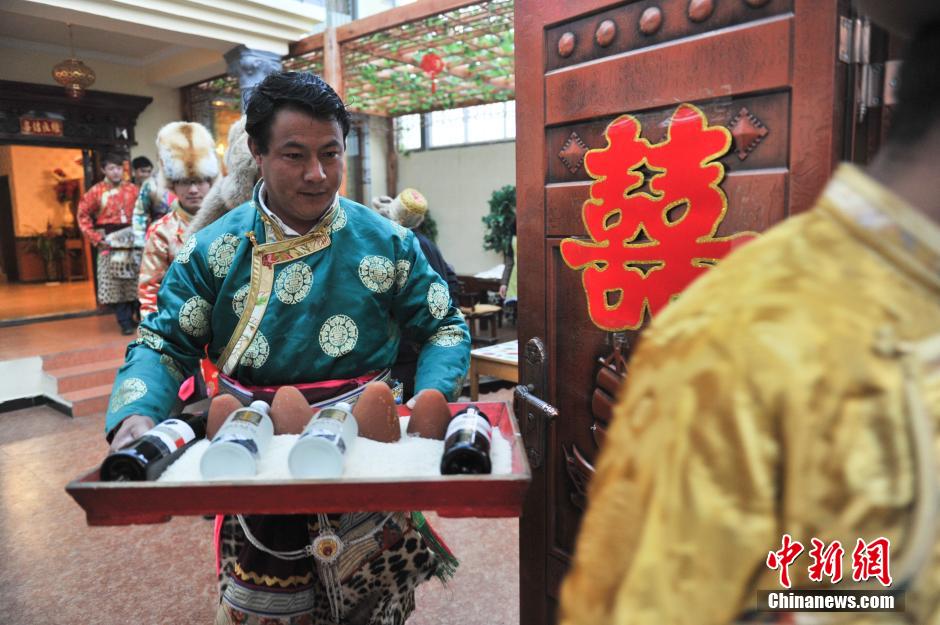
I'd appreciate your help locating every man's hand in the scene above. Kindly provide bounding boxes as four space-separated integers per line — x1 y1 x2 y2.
109 415 155 452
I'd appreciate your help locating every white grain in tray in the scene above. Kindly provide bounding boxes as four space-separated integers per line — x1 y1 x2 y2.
159 416 512 482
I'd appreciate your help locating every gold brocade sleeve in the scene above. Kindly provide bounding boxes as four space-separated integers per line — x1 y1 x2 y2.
558 199 931 625
559 319 780 625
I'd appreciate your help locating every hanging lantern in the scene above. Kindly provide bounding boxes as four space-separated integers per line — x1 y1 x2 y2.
419 52 444 94
52 24 96 99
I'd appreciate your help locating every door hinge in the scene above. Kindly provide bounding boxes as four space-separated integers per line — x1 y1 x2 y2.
840 15 902 121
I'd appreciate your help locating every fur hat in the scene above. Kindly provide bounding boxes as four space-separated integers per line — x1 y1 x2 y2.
854 0 940 37
186 116 259 238
156 121 219 189
371 188 427 229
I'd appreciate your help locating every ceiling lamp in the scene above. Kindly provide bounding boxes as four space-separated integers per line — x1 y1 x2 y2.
52 24 96 99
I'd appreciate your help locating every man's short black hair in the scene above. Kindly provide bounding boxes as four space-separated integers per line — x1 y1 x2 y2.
101 153 125 168
245 71 351 154
886 21 940 149
132 156 153 170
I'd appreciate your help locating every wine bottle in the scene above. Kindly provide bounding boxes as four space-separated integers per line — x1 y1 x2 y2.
440 405 492 474
288 401 358 479
101 412 208 481
200 400 273 479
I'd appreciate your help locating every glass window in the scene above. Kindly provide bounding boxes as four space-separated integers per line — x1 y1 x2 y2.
394 101 516 152
395 114 423 151
425 101 515 149
428 107 467 148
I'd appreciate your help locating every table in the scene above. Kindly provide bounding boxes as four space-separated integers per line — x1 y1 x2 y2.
469 340 519 400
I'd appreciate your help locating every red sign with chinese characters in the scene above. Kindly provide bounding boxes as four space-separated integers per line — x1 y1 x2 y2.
560 104 756 331
767 535 893 588
20 117 64 137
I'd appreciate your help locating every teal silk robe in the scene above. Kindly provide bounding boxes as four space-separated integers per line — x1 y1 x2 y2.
105 185 471 435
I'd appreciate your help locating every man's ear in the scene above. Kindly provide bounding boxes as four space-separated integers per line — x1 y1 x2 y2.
247 137 264 170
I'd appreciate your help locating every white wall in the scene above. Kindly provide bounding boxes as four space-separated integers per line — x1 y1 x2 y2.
0 46 180 165
366 115 390 204
397 141 515 275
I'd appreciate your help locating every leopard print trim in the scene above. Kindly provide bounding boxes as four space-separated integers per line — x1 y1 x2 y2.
216 514 438 624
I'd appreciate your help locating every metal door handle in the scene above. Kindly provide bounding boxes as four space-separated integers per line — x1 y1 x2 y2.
515 382 557 470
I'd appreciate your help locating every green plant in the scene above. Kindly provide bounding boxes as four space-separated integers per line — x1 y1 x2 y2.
482 184 515 255
28 224 64 280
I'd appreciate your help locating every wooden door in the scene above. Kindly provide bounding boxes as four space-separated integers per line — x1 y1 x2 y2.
514 1 851 623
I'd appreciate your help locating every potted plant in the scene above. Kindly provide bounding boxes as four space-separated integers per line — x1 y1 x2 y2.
28 223 64 281
481 184 516 256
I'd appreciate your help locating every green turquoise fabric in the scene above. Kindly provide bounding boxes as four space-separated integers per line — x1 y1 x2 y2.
105 188 470 435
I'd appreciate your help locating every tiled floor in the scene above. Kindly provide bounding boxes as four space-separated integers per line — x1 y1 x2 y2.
0 314 127 361
0 280 97 323
0 312 520 624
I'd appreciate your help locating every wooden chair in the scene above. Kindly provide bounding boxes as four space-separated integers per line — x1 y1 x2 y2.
62 237 89 281
456 275 502 345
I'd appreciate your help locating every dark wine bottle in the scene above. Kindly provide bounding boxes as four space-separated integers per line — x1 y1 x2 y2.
440 405 492 474
101 412 208 481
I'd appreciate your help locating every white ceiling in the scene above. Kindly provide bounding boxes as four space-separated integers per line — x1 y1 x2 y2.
0 9 183 65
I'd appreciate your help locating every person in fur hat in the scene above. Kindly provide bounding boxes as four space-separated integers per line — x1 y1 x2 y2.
185 115 259 240
137 121 219 317
371 188 459 300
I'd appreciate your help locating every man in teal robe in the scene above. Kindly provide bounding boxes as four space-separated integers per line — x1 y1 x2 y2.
104 71 470 625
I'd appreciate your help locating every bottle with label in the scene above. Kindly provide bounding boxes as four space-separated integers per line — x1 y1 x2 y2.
101 412 208 481
440 405 492 474
288 401 358 479
200 400 273 479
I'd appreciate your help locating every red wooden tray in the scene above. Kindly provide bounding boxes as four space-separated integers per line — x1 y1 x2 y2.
66 401 530 526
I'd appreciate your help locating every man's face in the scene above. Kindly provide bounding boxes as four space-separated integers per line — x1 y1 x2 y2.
102 163 124 184
134 166 153 182
172 178 211 214
249 108 345 233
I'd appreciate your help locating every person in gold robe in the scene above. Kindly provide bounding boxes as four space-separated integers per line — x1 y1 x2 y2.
559 3 940 624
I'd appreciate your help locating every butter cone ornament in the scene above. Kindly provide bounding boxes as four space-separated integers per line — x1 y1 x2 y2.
353 382 401 442
407 389 451 439
206 393 243 439
271 386 313 435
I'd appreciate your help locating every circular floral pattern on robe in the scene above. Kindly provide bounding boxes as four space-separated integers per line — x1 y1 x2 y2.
330 205 347 233
358 255 395 293
395 260 411 290
232 284 250 317
108 377 147 414
428 325 464 347
319 315 359 357
160 354 184 383
427 283 450 319
275 262 313 305
136 327 164 351
175 234 197 264
208 233 240 278
179 296 211 337
241 332 270 368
